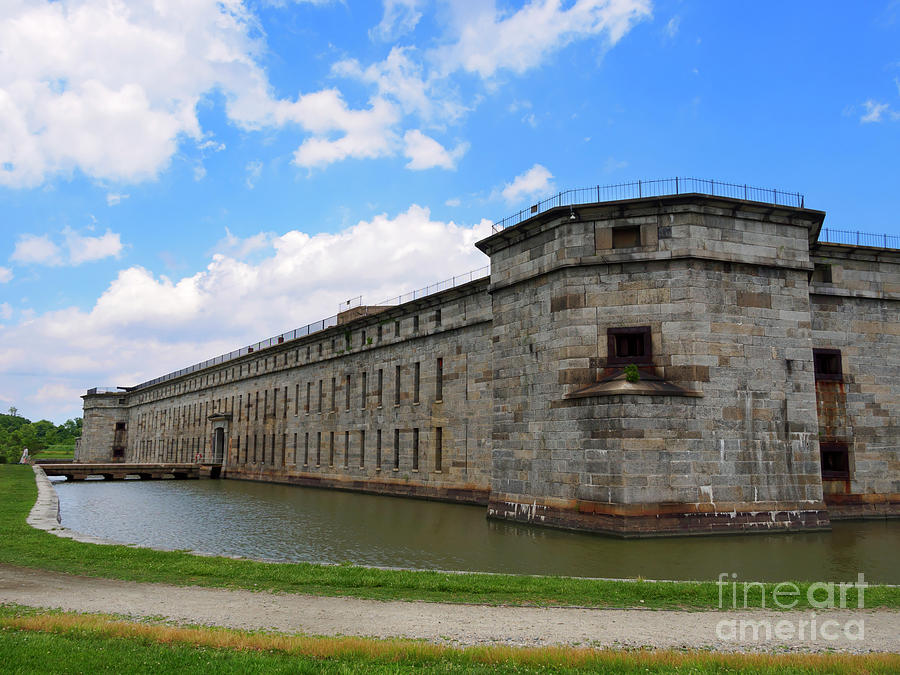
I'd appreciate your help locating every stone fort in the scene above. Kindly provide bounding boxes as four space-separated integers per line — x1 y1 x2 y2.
76 180 900 536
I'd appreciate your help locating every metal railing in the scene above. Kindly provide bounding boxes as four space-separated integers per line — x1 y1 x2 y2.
86 387 126 395
123 266 490 393
817 228 900 249
492 178 806 232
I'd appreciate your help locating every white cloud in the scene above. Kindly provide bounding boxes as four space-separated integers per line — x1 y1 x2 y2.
64 227 124 265
371 0 423 41
0 267 12 283
245 160 263 189
106 193 129 206
0 205 492 421
665 15 680 39
860 100 899 123
10 228 123 266
403 130 468 170
500 164 555 204
432 0 652 78
11 234 63 266
0 303 11 320
445 197 461 207
0 0 650 186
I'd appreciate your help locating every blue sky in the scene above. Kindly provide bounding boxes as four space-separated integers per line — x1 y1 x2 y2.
1 0 898 423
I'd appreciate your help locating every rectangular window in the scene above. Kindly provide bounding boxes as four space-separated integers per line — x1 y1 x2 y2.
412 428 419 471
292 433 297 465
244 435 249 464
394 320 400 337
436 358 443 401
434 308 441 327
361 372 367 408
612 225 641 248
435 427 443 472
318 343 323 357
414 362 420 403
361 329 366 346
253 434 257 463
376 429 382 469
345 374 351 411
316 432 321 466
255 391 259 420
359 430 366 467
318 380 323 413
344 430 350 468
377 325 383 342
261 434 266 464
304 432 309 466
306 345 311 360
393 429 400 470
413 315 419 333
295 384 299 415
395 365 401 405
812 263 833 284
607 326 652 365
306 381 311 414
329 431 335 466
269 389 274 419
813 348 843 382
284 386 288 418
377 368 383 407
820 442 850 479
331 376 336 411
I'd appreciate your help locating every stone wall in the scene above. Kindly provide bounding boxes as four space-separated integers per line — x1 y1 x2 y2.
478 196 830 535
91 278 494 504
809 243 900 517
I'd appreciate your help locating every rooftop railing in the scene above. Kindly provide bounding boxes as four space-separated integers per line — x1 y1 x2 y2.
491 177 806 232
122 266 491 393
817 228 900 249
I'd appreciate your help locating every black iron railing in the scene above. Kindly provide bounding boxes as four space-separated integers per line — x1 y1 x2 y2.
817 228 899 249
492 177 806 232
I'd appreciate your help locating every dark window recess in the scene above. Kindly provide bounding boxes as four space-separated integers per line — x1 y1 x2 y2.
607 326 652 365
812 263 833 284
820 442 850 479
434 308 441 327
413 315 419 333
813 348 843 382
611 225 641 249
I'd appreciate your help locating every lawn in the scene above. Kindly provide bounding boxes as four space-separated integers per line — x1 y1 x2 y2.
1 606 898 674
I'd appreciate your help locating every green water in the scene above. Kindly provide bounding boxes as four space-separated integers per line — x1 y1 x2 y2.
53 478 900 583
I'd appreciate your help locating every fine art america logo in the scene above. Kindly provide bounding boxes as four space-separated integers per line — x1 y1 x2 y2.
715 573 867 643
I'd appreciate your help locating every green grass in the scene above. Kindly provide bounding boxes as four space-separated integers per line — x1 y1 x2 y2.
32 444 75 459
2 464 899 610
2 605 898 674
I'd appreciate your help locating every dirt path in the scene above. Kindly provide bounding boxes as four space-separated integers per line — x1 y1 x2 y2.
1 564 896 653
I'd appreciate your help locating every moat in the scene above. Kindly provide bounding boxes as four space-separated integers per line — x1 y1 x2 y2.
53 478 900 583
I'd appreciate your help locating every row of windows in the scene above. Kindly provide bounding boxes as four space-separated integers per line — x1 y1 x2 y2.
136 310 447 404
229 427 444 473
139 359 445 433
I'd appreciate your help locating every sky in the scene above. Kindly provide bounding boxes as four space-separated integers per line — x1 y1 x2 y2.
1 0 899 424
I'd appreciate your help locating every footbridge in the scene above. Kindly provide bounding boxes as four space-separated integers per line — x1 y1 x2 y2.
39 463 223 481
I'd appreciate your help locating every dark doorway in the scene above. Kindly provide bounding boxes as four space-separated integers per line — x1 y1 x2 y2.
213 428 225 464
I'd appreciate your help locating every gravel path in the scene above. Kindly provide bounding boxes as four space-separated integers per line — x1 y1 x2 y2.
2 564 896 653
10 466 897 654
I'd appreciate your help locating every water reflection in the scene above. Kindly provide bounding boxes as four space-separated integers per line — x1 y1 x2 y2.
53 478 900 583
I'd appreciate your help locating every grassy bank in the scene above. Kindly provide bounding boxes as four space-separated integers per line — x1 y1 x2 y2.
2 465 898 609
1 606 898 674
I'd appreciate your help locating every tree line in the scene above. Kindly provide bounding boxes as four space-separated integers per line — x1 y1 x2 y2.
0 408 82 462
